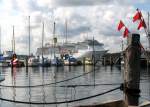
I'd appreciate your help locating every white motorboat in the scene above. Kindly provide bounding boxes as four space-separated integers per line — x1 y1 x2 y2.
28 56 39 67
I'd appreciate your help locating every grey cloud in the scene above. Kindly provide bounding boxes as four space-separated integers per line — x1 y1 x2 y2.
53 0 112 6
48 0 134 7
52 14 91 38
51 22 91 38
16 35 29 45
98 25 120 37
68 26 91 36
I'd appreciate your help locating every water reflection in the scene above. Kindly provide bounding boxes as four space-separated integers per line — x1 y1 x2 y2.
0 65 149 107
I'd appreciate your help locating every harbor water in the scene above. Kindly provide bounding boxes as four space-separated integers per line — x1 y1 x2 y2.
0 65 150 107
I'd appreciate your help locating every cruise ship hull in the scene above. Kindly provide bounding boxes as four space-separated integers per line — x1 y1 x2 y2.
73 50 108 61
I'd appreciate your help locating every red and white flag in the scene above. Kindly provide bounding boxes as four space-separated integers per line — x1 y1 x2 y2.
123 27 129 38
133 11 142 22
117 20 125 31
138 19 146 30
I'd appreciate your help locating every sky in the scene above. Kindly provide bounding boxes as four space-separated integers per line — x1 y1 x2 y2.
0 0 150 55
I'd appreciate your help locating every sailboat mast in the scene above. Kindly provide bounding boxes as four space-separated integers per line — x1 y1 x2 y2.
28 16 31 56
53 22 56 58
65 19 67 43
42 22 44 64
12 25 15 53
53 22 56 39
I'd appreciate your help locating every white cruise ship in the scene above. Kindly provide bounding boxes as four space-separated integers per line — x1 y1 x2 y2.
36 42 76 59
36 39 107 61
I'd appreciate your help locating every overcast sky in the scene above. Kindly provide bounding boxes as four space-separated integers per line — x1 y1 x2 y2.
0 0 150 54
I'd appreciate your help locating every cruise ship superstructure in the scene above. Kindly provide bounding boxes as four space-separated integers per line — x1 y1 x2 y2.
73 39 107 61
36 39 107 61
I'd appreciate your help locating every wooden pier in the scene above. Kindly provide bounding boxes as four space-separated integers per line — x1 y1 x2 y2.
102 51 150 67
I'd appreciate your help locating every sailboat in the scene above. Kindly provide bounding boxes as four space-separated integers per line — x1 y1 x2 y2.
10 26 24 67
51 22 63 66
0 27 10 67
39 22 51 67
27 16 39 67
63 20 78 66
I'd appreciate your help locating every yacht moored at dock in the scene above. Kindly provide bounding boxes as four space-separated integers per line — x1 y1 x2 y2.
28 56 40 67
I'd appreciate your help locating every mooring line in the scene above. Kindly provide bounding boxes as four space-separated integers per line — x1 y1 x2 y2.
0 86 120 104
0 71 93 88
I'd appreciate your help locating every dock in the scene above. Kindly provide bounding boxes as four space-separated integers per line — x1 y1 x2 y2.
101 50 150 67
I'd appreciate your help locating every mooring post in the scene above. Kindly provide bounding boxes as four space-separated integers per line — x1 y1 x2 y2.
110 56 112 66
124 33 141 106
26 56 28 67
103 57 106 66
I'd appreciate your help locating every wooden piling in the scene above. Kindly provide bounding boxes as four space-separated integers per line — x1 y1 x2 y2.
124 33 141 106
110 56 112 66
103 57 106 66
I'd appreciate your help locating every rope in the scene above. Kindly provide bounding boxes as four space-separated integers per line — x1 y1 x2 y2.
0 71 94 88
0 86 120 105
57 83 121 88
0 82 122 88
